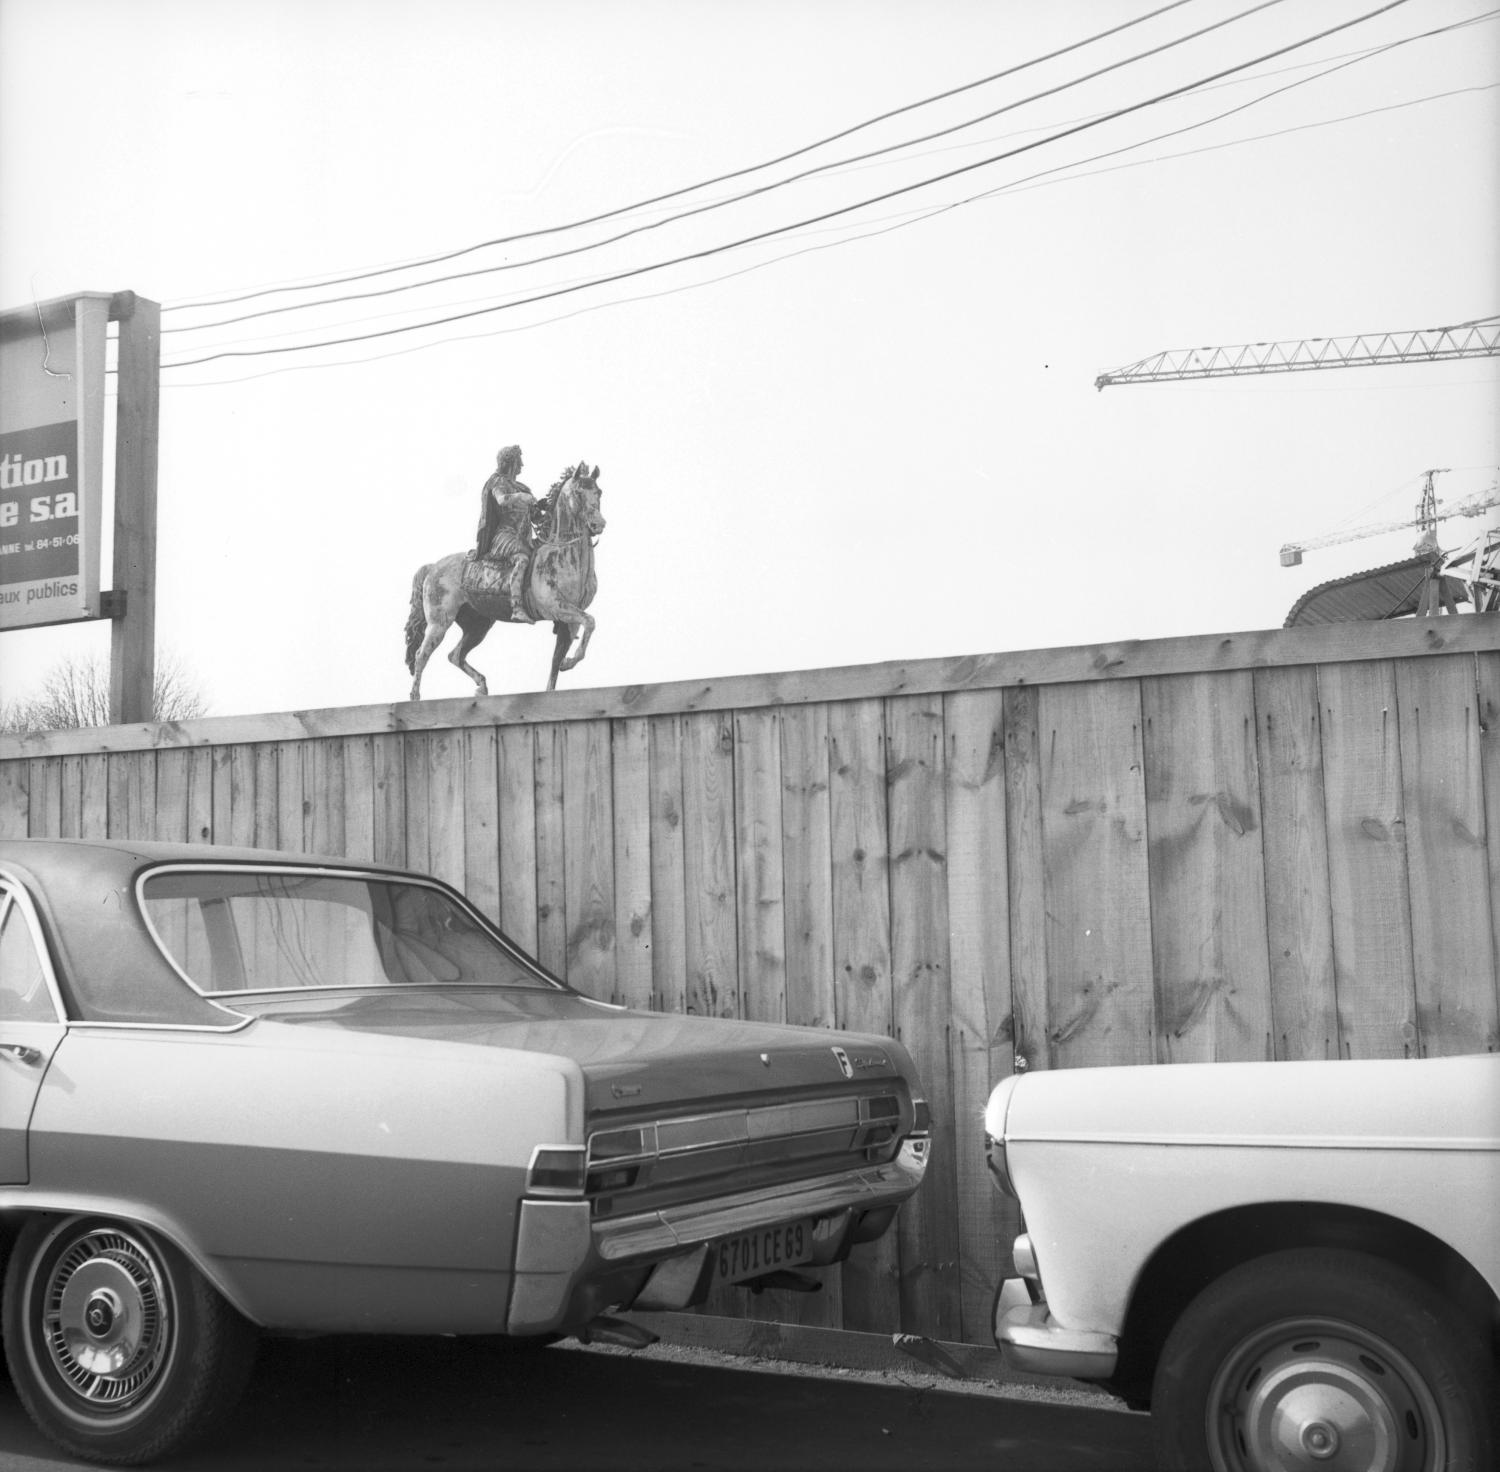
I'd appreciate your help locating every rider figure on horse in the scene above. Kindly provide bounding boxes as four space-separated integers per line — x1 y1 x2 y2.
473 445 541 619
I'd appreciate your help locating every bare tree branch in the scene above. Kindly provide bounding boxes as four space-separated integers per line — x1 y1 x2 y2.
0 653 209 733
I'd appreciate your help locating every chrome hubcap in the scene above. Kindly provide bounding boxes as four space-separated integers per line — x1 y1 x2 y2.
42 1228 171 1411
1211 1319 1441 1472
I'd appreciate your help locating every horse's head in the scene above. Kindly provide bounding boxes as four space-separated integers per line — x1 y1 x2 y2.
563 462 606 539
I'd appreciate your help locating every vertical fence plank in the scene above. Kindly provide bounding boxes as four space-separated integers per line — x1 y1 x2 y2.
110 752 157 839
612 718 655 1010
1478 652 1500 1049
886 695 962 1341
1253 666 1338 1059
211 747 235 845
681 712 738 1019
220 747 253 848
733 707 793 1328
944 688 1013 1343
780 705 836 1030
1142 672 1272 1062
534 725 567 977
423 731 464 889
307 740 345 858
1039 681 1156 1067
563 720 615 1000
827 698 898 1333
58 757 82 838
26 759 62 837
0 762 28 837
1003 687 1048 1073
1395 656 1497 1055
648 718 688 1014
341 736 376 863
1318 661 1418 1058
276 742 308 853
734 710 785 1026
79 754 108 839
497 725 538 953
400 734 432 874
773 703 843 1328
154 750 189 843
462 726 499 920
371 734 405 868
251 745 279 851
186 749 213 844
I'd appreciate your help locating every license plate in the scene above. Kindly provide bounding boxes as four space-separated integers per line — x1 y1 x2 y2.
714 1219 815 1283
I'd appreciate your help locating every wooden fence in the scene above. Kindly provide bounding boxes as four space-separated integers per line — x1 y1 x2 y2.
3 616 1498 1349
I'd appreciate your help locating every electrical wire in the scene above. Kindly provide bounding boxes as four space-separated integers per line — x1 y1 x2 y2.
165 0 1299 337
163 0 1206 313
163 77 1493 385
161 0 1419 371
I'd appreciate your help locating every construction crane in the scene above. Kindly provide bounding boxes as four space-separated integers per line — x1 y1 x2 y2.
1279 469 1500 566
1095 317 1500 390
1279 470 1500 626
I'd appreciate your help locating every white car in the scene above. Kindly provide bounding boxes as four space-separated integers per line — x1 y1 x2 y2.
983 1055 1499 1472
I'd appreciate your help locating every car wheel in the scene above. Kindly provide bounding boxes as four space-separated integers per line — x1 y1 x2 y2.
1150 1247 1496 1472
2 1215 258 1466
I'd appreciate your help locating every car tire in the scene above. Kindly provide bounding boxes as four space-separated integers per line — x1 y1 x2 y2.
1150 1247 1496 1472
2 1214 258 1466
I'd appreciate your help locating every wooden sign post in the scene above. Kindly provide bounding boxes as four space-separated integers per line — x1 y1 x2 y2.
107 293 160 726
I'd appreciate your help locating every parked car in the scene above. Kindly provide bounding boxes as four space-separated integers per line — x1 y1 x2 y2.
0 838 931 1465
984 1055 1499 1472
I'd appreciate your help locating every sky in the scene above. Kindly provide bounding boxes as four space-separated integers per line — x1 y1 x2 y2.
1 0 1496 719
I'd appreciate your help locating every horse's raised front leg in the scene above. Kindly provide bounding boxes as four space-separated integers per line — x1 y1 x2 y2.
543 608 594 691
559 610 595 672
547 621 573 692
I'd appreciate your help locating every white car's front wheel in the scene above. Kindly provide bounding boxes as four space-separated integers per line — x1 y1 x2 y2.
1150 1247 1495 1472
2 1215 257 1466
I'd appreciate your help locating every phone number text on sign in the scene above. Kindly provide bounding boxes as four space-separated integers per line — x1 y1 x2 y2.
714 1219 814 1283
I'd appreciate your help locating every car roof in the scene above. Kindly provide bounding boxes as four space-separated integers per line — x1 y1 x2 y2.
0 838 417 1026
0 836 410 881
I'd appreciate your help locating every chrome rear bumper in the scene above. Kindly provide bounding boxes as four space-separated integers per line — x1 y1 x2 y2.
508 1138 927 1334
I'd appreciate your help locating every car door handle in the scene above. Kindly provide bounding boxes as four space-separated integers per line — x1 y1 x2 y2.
0 1043 42 1066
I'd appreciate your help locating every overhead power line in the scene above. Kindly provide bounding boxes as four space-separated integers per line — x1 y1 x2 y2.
164 0 1206 314
163 79 1498 389
161 0 1416 371
166 0 1298 337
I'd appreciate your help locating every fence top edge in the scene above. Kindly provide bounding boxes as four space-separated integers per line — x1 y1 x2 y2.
3 615 1494 760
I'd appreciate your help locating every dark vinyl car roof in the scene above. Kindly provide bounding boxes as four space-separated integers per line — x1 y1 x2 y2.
0 838 412 1027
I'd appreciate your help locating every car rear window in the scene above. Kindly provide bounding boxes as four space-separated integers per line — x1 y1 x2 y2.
140 868 558 994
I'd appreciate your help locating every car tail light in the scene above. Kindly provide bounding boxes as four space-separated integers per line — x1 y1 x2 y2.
526 1145 588 1197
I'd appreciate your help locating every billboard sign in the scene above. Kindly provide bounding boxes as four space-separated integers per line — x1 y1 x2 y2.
0 293 109 629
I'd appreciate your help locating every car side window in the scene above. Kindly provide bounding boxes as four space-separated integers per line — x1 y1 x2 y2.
0 889 57 1023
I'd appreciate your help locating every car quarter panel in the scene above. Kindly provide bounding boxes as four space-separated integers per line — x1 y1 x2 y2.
989 1055 1500 1340
8 1022 582 1333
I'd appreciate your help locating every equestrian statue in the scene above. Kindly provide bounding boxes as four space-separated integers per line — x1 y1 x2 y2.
404 446 606 699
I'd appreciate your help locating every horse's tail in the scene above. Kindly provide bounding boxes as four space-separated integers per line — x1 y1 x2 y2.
403 565 432 673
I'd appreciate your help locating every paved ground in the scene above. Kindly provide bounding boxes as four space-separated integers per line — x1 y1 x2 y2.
0 1333 1155 1471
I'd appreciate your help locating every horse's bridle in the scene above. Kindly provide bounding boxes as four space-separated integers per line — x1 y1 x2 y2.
539 479 603 549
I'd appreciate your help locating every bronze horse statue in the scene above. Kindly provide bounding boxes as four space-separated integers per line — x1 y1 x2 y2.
404 462 605 699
